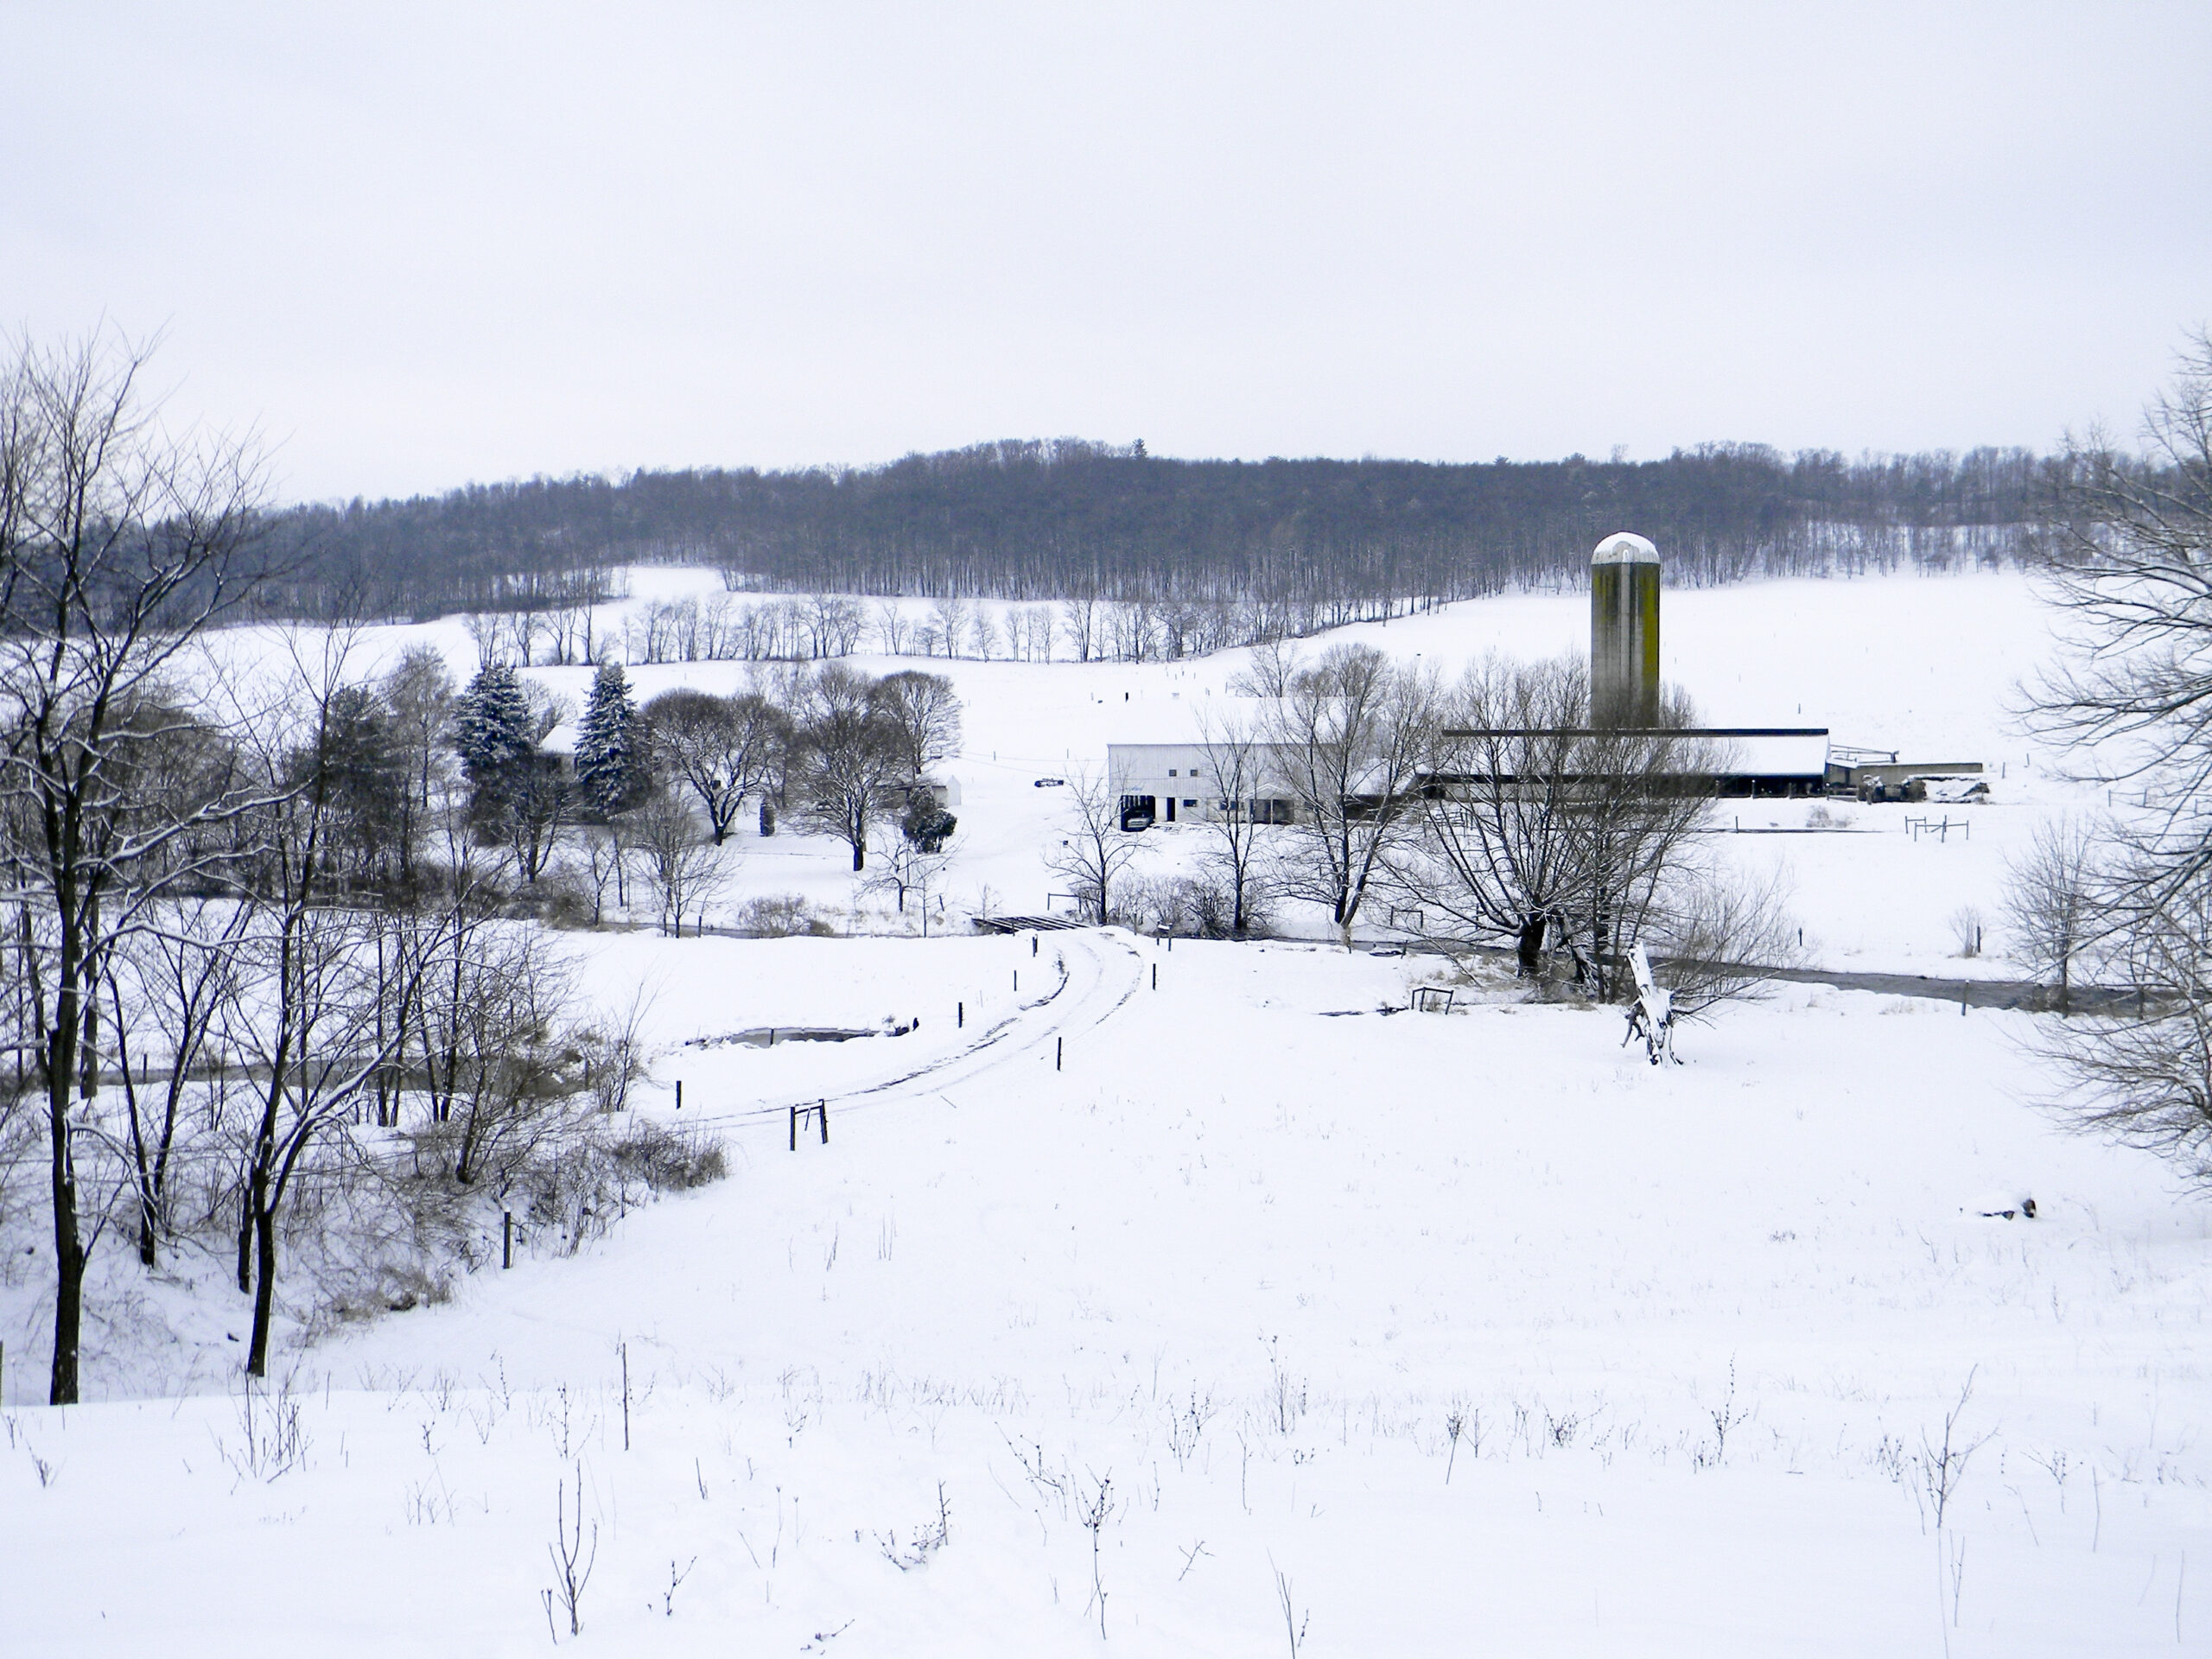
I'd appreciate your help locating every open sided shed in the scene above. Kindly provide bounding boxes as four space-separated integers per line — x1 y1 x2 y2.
1433 728 1832 798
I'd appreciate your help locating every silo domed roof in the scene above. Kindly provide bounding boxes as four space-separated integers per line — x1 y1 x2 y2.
1592 532 1660 565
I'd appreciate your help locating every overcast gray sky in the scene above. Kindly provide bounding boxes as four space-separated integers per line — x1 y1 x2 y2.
6 3 2207 503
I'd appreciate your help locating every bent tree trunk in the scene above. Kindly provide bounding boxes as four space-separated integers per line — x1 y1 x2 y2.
1516 912 1547 977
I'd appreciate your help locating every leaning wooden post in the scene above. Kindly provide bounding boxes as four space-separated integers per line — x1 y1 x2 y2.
789 1104 798 1152
819 1098 829 1145
1056 1037 1063 1071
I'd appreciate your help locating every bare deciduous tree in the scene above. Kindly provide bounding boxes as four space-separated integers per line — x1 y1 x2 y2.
1190 705 1274 937
2025 330 2212 918
416 926 578 1188
2031 883 2212 1186
869 670 963 781
644 688 786 844
1560 710 1728 1001
380 644 456 882
1044 768 1150 925
793 664 905 872
1397 655 1593 974
1263 645 1439 948
2020 334 2212 1176
2002 814 2106 1014
0 332 277 1403
1395 654 1771 1007
104 899 250 1268
861 829 952 932
633 787 731 935
223 656 431 1376
928 595 969 659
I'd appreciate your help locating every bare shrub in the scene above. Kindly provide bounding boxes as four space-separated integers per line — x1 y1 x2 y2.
544 1460 598 1637
1649 864 1802 1019
505 1116 728 1256
410 927 582 1188
1948 904 1985 958
607 1119 726 1191
734 893 836 937
1120 872 1262 939
577 991 652 1116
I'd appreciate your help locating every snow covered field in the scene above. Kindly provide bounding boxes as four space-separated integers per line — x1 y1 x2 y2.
7 568 2209 1655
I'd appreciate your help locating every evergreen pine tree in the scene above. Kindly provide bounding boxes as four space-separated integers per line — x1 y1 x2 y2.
575 659 640 817
456 662 534 817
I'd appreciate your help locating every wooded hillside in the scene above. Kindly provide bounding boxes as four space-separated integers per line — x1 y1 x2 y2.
269 439 2043 623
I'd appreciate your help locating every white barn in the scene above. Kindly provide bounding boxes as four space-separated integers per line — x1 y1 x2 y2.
1106 717 1300 830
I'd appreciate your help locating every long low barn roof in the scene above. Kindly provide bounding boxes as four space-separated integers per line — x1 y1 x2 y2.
1440 728 1831 778
1111 728 1832 779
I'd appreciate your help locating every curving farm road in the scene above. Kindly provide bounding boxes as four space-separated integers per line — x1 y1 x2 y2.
675 927 1148 1141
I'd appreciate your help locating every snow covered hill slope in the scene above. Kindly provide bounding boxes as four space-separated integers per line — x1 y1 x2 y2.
10 925 2209 1655
8 566 2206 1656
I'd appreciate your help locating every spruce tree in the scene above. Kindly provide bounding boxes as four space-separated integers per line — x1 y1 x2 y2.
456 662 534 817
575 659 641 818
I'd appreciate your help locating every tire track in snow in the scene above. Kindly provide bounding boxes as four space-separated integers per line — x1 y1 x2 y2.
675 929 1147 1138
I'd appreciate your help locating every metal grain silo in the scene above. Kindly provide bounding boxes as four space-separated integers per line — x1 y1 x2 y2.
1590 531 1660 727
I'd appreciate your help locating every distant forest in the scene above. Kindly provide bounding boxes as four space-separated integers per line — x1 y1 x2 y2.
267 439 2043 632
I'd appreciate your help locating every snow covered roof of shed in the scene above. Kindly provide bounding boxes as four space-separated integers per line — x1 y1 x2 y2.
1715 729 1829 777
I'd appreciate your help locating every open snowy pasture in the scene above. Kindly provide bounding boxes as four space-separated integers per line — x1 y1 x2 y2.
9 925 2208 1655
